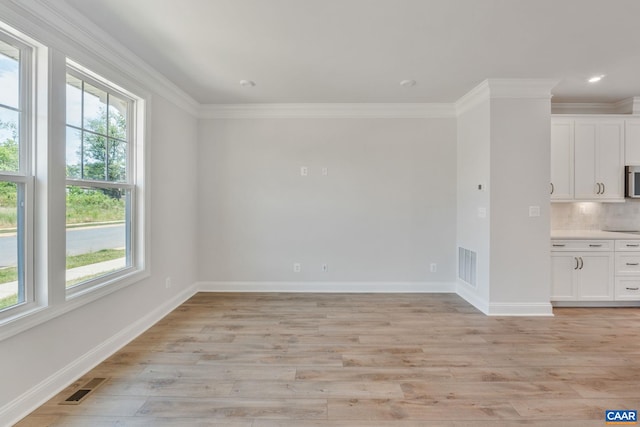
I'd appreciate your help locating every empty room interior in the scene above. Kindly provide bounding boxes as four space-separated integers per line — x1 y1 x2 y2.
1 0 640 425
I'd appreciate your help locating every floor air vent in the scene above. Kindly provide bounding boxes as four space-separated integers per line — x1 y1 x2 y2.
60 377 108 405
458 247 477 287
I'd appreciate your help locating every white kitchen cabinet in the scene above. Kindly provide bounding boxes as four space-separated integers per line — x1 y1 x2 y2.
550 119 574 200
614 239 640 300
625 119 640 165
551 239 614 302
614 253 640 276
574 119 624 201
551 237 640 304
550 254 578 300
550 252 614 301
577 253 614 300
615 278 640 301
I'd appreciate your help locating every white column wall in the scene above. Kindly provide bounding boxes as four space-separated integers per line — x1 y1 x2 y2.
489 98 552 310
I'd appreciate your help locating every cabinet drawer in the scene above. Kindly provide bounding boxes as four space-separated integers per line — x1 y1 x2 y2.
615 254 640 275
615 240 640 251
551 240 613 251
615 278 640 301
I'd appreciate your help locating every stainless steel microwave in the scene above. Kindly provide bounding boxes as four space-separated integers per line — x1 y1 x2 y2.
626 166 640 198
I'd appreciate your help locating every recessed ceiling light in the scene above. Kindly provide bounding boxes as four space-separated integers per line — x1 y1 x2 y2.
240 80 256 87
400 79 417 87
588 75 605 83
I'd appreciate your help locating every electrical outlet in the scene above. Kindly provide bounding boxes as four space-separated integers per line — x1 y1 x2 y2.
300 166 308 176
321 263 329 272
430 263 437 273
293 263 301 273
165 277 172 288
321 167 328 176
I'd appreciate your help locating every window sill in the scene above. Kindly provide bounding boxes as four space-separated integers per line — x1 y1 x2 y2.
0 267 149 342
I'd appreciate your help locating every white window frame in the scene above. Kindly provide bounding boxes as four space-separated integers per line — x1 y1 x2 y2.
0 28 36 321
64 61 144 299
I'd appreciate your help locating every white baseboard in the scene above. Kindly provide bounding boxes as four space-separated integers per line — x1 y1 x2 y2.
1 283 198 427
455 281 554 316
196 281 456 293
455 281 489 314
487 302 554 316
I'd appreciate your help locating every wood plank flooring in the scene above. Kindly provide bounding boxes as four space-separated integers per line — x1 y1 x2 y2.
15 293 640 426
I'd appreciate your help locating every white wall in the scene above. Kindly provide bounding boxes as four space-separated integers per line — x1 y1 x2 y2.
198 117 457 287
456 98 491 306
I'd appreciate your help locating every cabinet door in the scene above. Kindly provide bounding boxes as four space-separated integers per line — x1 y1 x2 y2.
625 119 640 165
551 254 578 301
550 120 574 200
597 120 624 200
577 253 614 301
574 121 598 199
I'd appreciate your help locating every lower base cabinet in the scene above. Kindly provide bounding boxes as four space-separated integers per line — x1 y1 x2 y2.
551 252 613 301
551 238 640 303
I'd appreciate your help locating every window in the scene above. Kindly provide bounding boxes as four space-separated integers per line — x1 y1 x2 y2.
65 67 137 293
0 17 146 333
0 32 33 314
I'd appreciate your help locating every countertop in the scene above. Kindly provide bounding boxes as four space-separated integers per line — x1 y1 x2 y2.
551 230 640 240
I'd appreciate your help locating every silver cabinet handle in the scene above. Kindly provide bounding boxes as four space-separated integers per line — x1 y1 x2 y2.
550 183 554 194
602 183 605 194
626 263 640 266
579 257 584 270
626 287 640 291
574 257 579 270
552 244 566 247
626 244 640 247
589 244 602 247
595 183 601 194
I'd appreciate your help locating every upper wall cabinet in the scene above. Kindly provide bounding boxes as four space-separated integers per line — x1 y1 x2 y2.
574 119 624 201
551 116 625 202
551 119 574 200
625 119 640 165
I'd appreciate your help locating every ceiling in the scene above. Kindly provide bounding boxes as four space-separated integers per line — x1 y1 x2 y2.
64 0 640 105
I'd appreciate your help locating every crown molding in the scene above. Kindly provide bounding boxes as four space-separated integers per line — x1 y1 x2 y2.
199 103 457 119
456 79 559 116
484 78 559 99
1 0 200 117
455 81 491 116
552 96 640 115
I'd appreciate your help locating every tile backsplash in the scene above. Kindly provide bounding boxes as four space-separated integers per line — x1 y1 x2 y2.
551 200 640 231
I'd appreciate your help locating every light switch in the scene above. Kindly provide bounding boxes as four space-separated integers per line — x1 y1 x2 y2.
529 206 540 217
478 207 486 218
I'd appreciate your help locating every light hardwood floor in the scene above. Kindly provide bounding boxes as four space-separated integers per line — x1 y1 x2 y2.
16 293 640 426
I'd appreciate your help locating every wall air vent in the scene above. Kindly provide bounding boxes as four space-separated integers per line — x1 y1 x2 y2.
458 247 477 287
59 377 108 405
